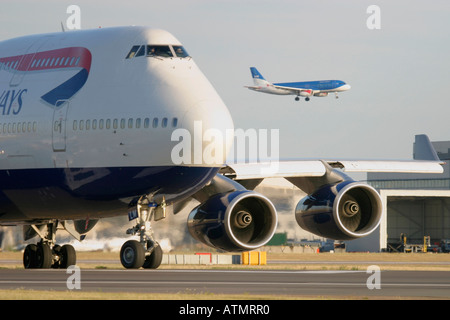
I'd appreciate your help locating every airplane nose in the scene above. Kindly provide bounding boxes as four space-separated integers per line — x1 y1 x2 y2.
179 99 234 166
341 84 351 90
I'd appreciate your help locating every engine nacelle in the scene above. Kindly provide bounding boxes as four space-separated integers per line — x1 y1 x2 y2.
295 181 382 240
299 89 313 97
314 92 328 97
188 190 278 251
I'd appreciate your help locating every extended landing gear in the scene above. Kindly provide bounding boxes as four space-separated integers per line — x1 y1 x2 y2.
295 96 310 102
23 242 76 269
120 196 165 269
22 221 77 269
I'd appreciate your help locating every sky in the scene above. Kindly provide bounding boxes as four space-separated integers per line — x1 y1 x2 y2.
1 0 449 161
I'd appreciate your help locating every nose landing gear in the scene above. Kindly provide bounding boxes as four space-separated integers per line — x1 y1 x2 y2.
120 195 165 269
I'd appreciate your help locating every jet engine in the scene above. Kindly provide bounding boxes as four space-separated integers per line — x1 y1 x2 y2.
295 181 382 240
299 89 313 97
187 190 278 251
314 92 328 97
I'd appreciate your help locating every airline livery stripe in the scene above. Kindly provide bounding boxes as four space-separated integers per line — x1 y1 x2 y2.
0 47 91 73
0 47 92 106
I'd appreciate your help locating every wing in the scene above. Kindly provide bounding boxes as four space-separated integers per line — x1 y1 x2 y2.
220 159 444 193
272 84 313 96
221 159 444 179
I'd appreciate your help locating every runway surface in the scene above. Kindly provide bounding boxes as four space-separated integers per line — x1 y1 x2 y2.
0 268 449 298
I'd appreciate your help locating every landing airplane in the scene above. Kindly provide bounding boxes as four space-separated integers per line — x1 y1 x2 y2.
0 26 443 269
245 67 351 101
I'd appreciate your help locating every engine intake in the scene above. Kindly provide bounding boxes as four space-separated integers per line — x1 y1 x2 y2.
295 181 382 240
188 190 278 251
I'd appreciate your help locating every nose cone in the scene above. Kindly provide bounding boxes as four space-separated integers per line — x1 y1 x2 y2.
178 99 235 167
340 84 351 91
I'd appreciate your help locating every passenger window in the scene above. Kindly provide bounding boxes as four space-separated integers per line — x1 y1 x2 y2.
92 119 97 130
86 120 90 130
128 118 133 129
126 46 140 59
73 120 77 131
99 119 104 129
136 118 141 129
147 45 173 58
172 118 178 127
162 118 168 128
106 119 111 129
173 46 189 58
144 118 150 128
152 118 158 128
113 119 118 129
120 119 125 129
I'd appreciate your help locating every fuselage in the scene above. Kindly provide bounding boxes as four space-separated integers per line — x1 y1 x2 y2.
274 80 351 93
0 26 234 223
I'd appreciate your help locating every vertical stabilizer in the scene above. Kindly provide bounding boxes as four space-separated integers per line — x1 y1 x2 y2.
250 67 271 87
413 134 440 161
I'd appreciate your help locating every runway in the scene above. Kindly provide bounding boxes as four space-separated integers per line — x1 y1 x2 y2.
0 268 449 299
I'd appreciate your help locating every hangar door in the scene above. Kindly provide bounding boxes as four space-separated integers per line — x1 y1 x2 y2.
387 197 450 244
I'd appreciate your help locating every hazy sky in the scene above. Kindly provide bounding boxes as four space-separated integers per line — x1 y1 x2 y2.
2 0 449 161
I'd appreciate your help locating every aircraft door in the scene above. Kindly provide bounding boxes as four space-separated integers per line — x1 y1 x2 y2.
52 100 69 152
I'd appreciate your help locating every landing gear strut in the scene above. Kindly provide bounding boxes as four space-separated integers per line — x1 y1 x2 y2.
22 221 77 269
120 196 164 269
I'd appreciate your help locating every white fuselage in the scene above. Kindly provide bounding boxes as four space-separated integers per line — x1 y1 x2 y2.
0 26 234 222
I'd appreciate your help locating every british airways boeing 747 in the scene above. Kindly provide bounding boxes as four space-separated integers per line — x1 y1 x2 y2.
0 26 442 270
246 67 351 101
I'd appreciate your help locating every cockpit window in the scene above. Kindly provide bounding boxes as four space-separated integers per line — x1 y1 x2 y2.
126 44 191 60
147 45 173 58
135 45 145 57
173 46 189 58
126 45 140 59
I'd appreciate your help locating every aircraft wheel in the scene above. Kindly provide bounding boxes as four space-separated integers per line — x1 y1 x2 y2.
143 242 163 269
305 97 310 101
120 240 145 269
295 96 300 101
51 245 61 269
23 244 38 269
36 243 52 269
59 244 77 269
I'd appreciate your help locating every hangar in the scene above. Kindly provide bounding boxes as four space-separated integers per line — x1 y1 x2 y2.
347 135 450 252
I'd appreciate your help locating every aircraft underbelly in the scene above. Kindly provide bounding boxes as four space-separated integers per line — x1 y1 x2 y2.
0 165 218 223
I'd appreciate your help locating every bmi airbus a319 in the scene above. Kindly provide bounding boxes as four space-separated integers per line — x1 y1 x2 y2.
245 67 351 101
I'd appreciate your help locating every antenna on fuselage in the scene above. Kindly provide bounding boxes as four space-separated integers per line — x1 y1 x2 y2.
60 21 65 32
